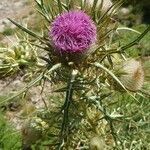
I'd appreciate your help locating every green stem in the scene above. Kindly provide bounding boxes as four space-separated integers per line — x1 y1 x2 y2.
120 25 150 51
58 70 78 149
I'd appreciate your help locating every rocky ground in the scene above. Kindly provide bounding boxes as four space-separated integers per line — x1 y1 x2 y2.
0 0 50 129
0 0 34 45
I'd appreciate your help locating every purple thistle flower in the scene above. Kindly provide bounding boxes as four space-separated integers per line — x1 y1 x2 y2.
50 10 96 54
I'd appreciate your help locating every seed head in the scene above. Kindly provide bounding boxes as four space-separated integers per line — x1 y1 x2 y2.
119 59 144 91
90 136 106 150
111 59 144 92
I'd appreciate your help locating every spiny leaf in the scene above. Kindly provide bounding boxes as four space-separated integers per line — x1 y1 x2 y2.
120 25 150 51
116 27 141 34
54 0 69 11
36 9 51 22
35 0 44 7
91 0 98 21
93 62 138 101
8 18 43 42
57 0 63 13
0 63 61 105
80 0 87 10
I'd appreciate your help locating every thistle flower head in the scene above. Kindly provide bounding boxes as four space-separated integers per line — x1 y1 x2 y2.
50 10 96 54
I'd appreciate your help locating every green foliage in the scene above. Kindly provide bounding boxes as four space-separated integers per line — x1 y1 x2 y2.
107 93 150 149
2 27 15 36
0 37 38 78
116 24 150 57
0 112 21 150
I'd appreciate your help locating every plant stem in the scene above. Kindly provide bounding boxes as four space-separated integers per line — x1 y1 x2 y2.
120 25 150 51
58 70 78 149
99 99 123 149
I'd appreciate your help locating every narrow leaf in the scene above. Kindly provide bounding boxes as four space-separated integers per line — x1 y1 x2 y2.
57 0 63 13
0 63 61 105
8 18 43 42
93 62 138 101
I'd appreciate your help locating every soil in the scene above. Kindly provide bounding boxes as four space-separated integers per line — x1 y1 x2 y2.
0 0 34 45
0 0 51 130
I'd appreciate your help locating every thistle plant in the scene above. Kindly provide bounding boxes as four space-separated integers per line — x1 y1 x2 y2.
2 0 150 149
0 36 38 78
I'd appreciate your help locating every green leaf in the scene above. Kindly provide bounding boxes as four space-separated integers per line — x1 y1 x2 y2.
0 63 61 105
93 62 138 101
8 18 43 42
35 0 44 7
36 9 51 22
120 25 150 51
94 62 126 90
92 0 98 12
116 27 141 34
57 0 63 13
80 0 87 10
